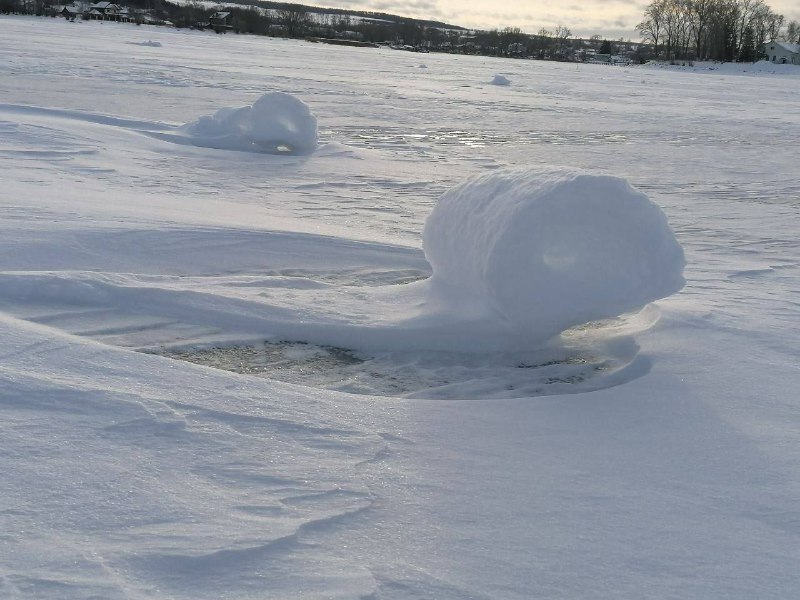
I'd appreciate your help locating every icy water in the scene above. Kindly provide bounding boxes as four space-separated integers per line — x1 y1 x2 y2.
149 313 649 400
153 341 611 399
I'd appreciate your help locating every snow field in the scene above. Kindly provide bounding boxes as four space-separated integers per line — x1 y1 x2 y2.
0 15 799 600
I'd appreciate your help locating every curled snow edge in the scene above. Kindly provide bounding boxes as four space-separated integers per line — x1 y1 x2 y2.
417 167 686 343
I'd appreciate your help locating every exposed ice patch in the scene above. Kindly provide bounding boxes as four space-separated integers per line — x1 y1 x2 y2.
416 167 686 345
177 92 318 155
154 328 649 400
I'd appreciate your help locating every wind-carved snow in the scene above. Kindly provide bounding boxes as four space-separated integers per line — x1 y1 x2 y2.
129 40 162 47
145 168 682 398
3 19 799 598
0 95 686 367
0 165 681 398
154 313 657 400
175 92 318 155
0 110 686 398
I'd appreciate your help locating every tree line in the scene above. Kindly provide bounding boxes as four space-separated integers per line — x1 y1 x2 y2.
0 0 596 60
123 0 577 58
636 0 799 62
0 0 616 61
4 0 797 62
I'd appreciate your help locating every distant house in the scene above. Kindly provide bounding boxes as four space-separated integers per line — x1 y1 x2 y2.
55 4 83 19
764 41 799 65
586 53 632 65
86 2 132 22
209 11 232 34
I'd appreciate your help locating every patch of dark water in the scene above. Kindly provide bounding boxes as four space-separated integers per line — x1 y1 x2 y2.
150 337 641 400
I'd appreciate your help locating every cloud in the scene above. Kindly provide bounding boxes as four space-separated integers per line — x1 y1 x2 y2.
372 0 442 14
303 0 650 38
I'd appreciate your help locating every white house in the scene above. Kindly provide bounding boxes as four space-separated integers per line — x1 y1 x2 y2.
87 2 132 22
764 41 800 65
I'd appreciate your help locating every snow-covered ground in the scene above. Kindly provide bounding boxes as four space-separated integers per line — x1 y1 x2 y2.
643 58 800 76
1 16 799 599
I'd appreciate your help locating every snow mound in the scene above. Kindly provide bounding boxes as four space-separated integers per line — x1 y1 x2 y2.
491 74 512 86
421 168 685 342
178 92 318 155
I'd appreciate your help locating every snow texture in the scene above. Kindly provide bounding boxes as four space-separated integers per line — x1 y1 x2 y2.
1 16 799 600
178 92 318 154
644 59 800 76
422 168 685 342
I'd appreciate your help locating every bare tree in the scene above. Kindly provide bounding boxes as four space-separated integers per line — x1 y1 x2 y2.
532 28 553 59
499 26 524 55
637 0 666 56
750 5 782 47
554 24 572 57
232 7 271 35
638 0 785 61
785 19 800 43
275 4 312 38
734 0 759 54
688 0 716 59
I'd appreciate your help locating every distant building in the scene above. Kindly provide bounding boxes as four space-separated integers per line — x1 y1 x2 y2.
764 41 799 65
54 4 83 19
586 53 632 65
209 11 232 33
86 2 132 22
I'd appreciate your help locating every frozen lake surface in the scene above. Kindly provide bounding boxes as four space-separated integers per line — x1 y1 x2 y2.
1 16 799 600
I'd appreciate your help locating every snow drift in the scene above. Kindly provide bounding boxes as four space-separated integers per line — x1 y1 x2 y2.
178 92 318 155
491 74 512 86
420 167 686 342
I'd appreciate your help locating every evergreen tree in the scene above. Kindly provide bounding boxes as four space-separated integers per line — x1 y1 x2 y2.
738 25 756 61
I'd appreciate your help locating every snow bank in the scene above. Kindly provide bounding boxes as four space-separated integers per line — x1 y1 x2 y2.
421 168 685 342
642 60 800 77
491 74 512 86
179 92 318 155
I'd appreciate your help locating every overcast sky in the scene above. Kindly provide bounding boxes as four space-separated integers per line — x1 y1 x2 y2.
309 0 800 40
